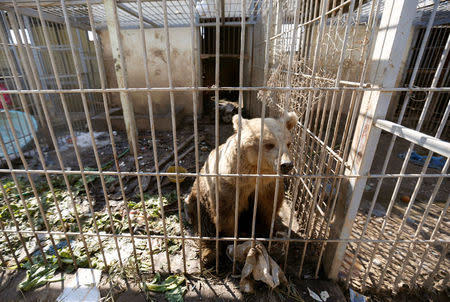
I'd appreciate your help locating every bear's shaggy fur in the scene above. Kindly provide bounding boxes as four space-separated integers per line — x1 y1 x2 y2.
184 112 298 266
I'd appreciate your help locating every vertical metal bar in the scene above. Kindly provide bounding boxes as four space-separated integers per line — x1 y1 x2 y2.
214 0 220 273
393 158 449 290
0 245 6 267
220 0 224 25
11 2 96 269
303 1 342 235
61 0 141 278
361 32 449 290
268 0 302 254
0 14 29 159
409 194 450 288
341 0 412 286
5 10 78 268
246 23 254 114
134 0 163 274
74 0 143 280
33 0 110 269
85 0 131 271
24 16 54 124
0 16 20 160
347 0 365 61
0 23 63 267
323 0 418 280
0 180 32 265
103 0 138 155
424 243 449 290
162 0 187 273
296 0 329 273
271 0 282 66
0 218 20 267
299 0 355 276
75 28 91 94
375 37 450 288
231 0 247 274
321 0 337 68
0 126 48 265
304 0 314 60
283 0 330 270
5 12 46 131
188 0 203 273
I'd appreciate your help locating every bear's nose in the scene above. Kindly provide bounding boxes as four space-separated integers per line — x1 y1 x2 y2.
280 162 293 174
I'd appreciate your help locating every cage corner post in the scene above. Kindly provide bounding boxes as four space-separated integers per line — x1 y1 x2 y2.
322 0 418 281
104 0 138 152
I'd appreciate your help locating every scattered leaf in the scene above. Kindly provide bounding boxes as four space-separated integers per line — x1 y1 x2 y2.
145 274 186 301
18 256 63 292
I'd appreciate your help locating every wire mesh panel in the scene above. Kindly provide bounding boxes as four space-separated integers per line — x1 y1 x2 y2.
0 0 448 299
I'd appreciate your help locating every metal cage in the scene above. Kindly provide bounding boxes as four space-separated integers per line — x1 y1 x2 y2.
0 0 448 297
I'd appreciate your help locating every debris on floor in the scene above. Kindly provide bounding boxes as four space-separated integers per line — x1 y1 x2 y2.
226 241 287 293
307 287 330 302
143 272 186 302
349 288 367 302
60 132 111 151
56 268 102 302
18 256 63 292
398 151 445 170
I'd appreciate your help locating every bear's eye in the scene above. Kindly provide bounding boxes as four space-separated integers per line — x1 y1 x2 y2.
265 143 275 150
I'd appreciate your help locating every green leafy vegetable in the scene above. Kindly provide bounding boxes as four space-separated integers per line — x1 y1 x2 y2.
144 273 186 301
18 256 63 292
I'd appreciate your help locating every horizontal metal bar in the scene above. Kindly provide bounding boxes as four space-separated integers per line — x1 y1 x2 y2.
275 102 348 168
196 21 256 27
2 86 450 95
0 0 175 7
0 168 447 179
279 69 371 87
117 3 159 27
2 228 449 245
94 21 257 31
6 7 91 30
374 119 450 157
267 0 353 43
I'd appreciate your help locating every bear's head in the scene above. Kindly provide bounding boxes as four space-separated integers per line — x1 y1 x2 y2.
232 111 298 174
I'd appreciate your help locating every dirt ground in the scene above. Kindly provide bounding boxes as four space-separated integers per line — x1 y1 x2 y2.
341 132 449 294
0 266 351 302
1 116 448 301
0 115 336 301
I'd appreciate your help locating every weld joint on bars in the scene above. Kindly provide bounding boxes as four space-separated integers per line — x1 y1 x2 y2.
1 86 450 94
0 168 448 179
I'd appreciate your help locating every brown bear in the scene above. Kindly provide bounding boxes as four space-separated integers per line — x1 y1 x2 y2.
184 112 298 266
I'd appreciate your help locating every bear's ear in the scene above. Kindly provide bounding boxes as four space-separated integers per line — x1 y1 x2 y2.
232 114 247 132
283 111 298 130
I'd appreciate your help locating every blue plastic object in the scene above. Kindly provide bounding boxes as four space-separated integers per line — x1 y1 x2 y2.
349 288 367 302
398 151 445 170
0 110 38 158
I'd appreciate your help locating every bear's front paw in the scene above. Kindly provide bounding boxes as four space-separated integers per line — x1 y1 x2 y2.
200 247 216 268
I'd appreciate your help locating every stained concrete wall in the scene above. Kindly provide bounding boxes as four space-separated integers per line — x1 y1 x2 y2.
99 27 201 130
247 16 267 118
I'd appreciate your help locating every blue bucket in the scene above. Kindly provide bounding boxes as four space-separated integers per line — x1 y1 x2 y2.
0 110 38 158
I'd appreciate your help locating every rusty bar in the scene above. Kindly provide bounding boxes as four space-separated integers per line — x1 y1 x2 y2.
162 0 187 273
